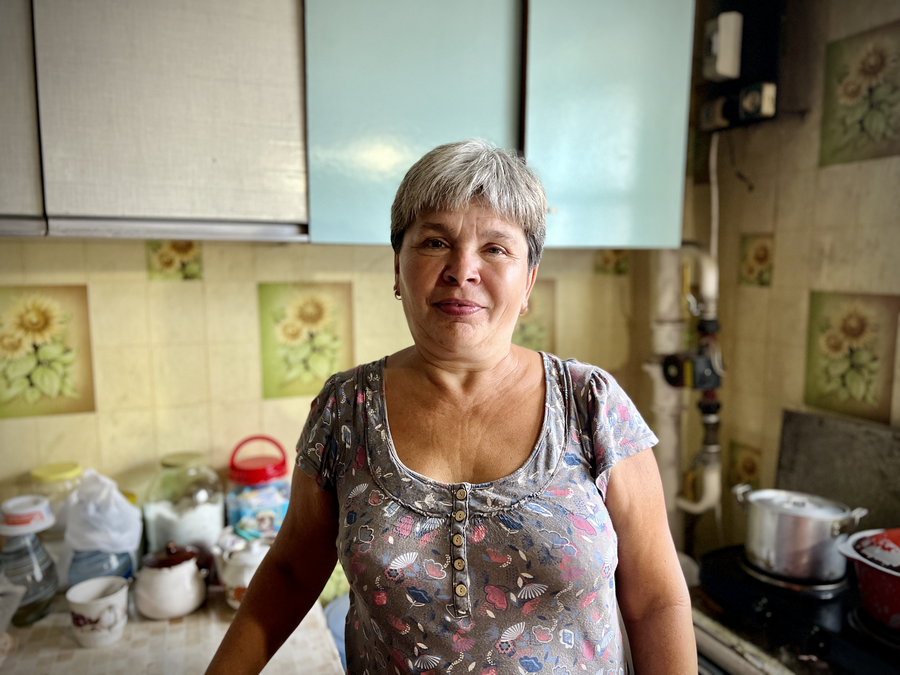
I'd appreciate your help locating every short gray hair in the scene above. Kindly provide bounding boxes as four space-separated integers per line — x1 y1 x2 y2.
390 139 546 269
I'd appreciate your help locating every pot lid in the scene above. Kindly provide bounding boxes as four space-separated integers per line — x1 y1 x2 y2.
142 542 199 569
747 488 849 518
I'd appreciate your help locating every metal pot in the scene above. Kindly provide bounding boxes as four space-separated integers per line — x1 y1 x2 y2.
733 484 867 582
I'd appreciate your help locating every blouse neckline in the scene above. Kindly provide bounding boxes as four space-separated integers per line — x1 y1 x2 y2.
363 352 571 517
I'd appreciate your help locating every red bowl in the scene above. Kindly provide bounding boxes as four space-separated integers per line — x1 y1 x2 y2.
839 529 900 631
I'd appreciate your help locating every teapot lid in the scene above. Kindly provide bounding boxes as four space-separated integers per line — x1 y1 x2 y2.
142 542 199 569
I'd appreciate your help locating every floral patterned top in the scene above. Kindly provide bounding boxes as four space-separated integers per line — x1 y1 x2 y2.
296 353 658 675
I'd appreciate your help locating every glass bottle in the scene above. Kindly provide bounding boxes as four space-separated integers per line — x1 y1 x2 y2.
0 533 59 626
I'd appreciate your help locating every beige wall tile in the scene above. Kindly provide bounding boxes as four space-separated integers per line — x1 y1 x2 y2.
254 243 308 282
0 417 38 482
730 339 768 397
148 282 207 345
208 343 262 402
36 412 100 470
93 345 154 411
827 0 900 41
304 245 361 275
858 156 900 228
155 404 211 459
727 391 766 450
771 229 810 289
765 289 810 348
151 345 209 406
261 397 311 455
775 170 816 231
98 409 156 478
739 174 777 234
209 401 263 468
734 286 770 342
89 282 149 347
352 274 412 364
764 343 809 407
205 283 259 344
202 242 255 282
22 241 88 284
852 224 900 294
0 241 26 284
85 241 147 283
814 165 861 230
808 227 861 291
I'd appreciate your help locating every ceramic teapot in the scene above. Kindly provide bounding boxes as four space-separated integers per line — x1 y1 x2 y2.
213 538 270 609
134 543 207 620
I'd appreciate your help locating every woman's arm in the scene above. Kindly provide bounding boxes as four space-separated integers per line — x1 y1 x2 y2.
606 448 697 674
205 466 339 675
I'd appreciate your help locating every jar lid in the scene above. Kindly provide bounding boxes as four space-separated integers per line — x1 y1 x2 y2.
0 495 56 535
142 542 199 569
161 452 207 469
229 436 288 485
30 461 82 483
748 488 848 518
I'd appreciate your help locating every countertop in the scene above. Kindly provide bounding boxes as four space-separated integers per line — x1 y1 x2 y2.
0 586 343 675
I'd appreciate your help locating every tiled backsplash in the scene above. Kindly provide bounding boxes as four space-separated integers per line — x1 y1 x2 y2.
0 240 630 499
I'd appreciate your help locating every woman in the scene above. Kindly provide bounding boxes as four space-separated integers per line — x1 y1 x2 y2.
206 140 696 674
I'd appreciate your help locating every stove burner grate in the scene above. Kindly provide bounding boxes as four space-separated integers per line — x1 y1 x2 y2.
847 608 900 652
738 557 848 599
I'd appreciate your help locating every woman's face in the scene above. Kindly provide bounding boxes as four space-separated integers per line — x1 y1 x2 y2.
395 202 538 361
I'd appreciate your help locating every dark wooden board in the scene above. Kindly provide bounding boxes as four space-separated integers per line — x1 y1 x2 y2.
777 409 900 530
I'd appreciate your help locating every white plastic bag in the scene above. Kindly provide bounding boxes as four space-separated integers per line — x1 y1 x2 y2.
64 470 142 554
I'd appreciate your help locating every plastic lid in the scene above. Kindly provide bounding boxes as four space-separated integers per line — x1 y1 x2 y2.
229 436 288 485
30 461 82 483
161 452 207 469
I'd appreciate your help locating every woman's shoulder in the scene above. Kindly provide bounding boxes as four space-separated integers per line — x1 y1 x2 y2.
542 352 620 392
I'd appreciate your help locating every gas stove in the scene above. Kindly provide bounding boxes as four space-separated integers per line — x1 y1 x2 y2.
696 546 900 674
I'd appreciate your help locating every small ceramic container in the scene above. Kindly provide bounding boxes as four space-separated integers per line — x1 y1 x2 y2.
213 537 270 609
65 576 129 648
134 543 207 620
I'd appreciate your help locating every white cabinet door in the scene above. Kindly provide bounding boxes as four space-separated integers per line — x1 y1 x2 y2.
32 0 307 224
526 0 694 249
0 0 44 222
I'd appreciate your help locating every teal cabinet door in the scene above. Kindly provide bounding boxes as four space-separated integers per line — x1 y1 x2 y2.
525 0 694 249
306 1 521 245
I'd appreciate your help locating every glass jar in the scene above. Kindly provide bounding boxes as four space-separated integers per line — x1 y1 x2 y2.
226 436 289 539
0 534 58 626
28 462 83 540
143 452 224 554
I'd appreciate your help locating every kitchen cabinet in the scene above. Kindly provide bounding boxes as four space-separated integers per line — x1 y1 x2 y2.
31 0 307 234
0 0 45 235
305 0 521 245
525 0 694 249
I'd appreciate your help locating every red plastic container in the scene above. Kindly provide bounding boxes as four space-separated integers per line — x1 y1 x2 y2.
839 528 900 631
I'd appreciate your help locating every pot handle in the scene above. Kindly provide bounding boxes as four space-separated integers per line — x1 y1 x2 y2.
732 483 752 511
831 507 868 537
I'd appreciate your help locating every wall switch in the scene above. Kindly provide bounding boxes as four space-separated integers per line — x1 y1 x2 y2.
703 11 743 82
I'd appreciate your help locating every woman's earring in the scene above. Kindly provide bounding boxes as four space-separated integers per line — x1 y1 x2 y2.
519 303 528 316
394 290 402 300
